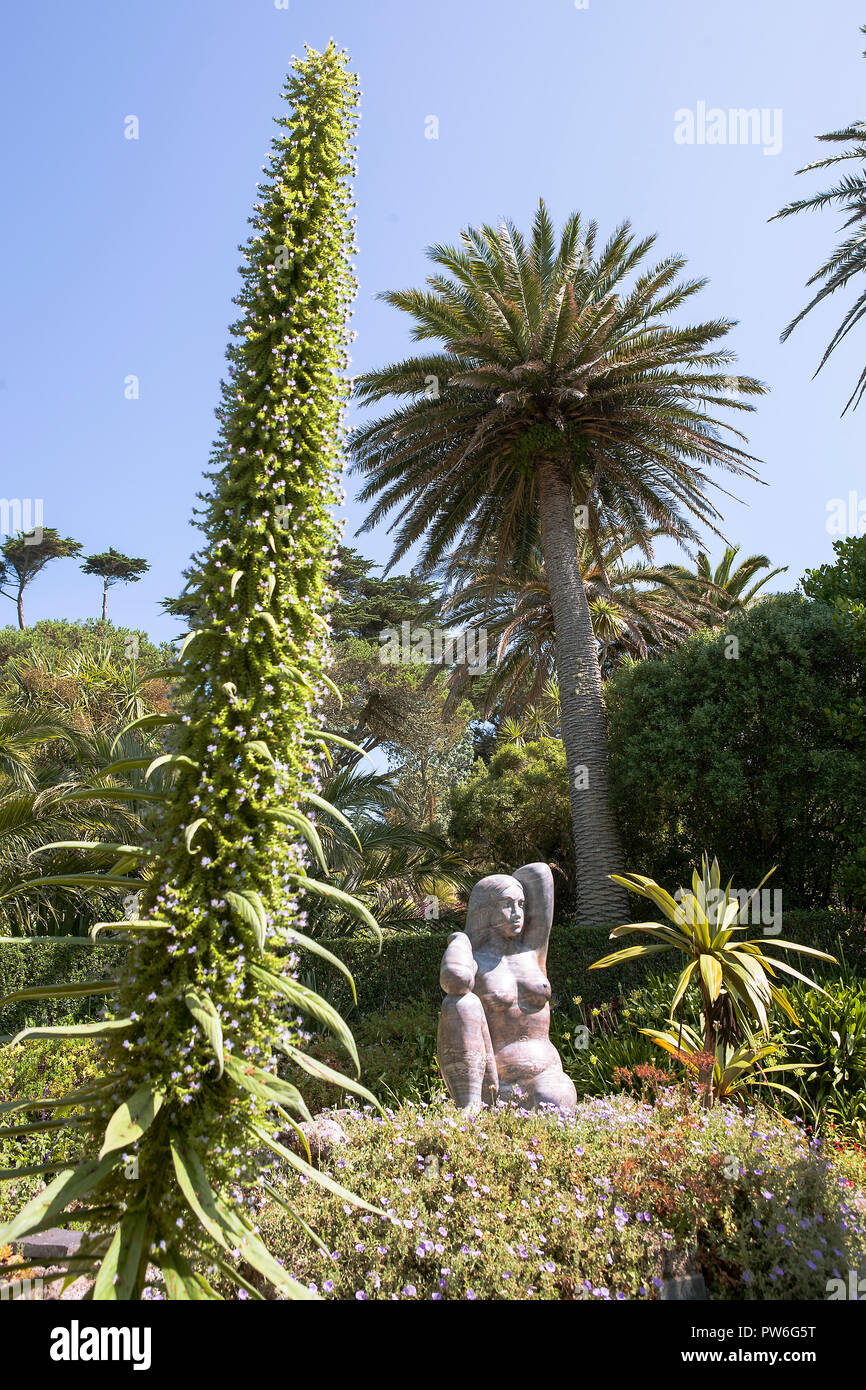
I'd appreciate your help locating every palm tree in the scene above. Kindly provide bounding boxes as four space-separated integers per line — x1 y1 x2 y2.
350 204 764 922
0 706 146 934
772 33 866 413
667 545 787 625
436 526 700 712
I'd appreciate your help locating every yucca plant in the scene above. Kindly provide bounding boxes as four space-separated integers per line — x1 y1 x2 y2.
0 45 377 1300
590 855 837 1063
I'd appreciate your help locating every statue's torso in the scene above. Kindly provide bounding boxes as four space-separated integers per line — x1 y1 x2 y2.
474 946 560 1081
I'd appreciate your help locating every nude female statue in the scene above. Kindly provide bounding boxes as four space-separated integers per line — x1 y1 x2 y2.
437 862 577 1113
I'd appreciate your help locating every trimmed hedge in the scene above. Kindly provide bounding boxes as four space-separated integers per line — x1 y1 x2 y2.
0 939 127 1038
305 908 866 1019
1 909 863 1034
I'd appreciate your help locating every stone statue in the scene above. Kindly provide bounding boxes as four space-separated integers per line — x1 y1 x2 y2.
437 862 577 1113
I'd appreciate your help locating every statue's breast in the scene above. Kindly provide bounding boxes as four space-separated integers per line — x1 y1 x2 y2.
476 951 550 1013
475 956 518 1011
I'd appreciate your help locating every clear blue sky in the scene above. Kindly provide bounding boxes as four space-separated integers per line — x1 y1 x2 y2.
2 0 864 641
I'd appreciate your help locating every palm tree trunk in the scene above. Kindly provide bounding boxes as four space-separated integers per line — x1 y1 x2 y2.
536 457 628 924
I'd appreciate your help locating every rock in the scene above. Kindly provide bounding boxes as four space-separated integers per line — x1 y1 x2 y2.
283 1114 349 1163
18 1229 82 1262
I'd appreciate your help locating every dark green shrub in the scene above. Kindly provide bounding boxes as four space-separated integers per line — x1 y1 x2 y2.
448 740 573 903
606 594 865 907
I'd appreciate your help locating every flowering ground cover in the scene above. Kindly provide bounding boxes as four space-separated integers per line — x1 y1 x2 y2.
258 1093 866 1301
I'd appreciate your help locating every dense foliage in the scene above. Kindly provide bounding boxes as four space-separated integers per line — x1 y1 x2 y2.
606 593 865 906
448 739 572 892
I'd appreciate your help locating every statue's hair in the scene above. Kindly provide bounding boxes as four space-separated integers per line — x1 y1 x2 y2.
466 873 524 947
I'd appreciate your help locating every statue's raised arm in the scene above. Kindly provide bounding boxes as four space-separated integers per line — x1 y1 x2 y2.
512 861 555 970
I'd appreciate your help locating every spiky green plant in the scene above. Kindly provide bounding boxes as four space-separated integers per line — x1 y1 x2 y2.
590 855 836 1063
0 44 376 1300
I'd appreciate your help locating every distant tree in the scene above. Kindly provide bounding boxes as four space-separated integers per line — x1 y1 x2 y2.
81 548 150 621
0 530 82 629
331 545 439 641
802 535 866 900
666 545 787 625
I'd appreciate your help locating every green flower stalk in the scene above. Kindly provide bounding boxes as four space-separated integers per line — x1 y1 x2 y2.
0 44 373 1300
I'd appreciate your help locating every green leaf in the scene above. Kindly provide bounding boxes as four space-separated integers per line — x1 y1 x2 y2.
0 980 117 1008
95 758 156 778
303 791 361 849
0 1118 95 1139
184 988 224 1079
99 1084 164 1159
179 629 209 659
223 1053 311 1120
110 712 182 752
268 808 328 872
27 842 152 859
260 1179 329 1254
184 818 209 852
588 942 673 970
275 926 357 1003
315 730 374 763
0 873 143 896
225 889 267 952
280 1044 382 1111
169 1134 315 1300
286 873 380 937
145 753 199 782
60 786 168 804
250 964 359 1071
247 740 274 763
91 920 168 938
7 1019 134 1046
251 1123 383 1215
93 1208 150 1300
161 1246 220 1301
0 1152 122 1245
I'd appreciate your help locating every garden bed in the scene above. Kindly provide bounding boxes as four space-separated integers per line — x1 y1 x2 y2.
255 1094 866 1301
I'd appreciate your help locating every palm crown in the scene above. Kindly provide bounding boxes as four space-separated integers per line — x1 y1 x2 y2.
351 201 764 569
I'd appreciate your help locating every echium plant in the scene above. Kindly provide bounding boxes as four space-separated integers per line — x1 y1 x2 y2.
0 44 378 1299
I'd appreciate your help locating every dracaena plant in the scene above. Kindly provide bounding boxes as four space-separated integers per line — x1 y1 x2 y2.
0 44 380 1301
590 854 837 1065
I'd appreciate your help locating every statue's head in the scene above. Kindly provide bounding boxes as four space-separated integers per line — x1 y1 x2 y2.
466 873 525 948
